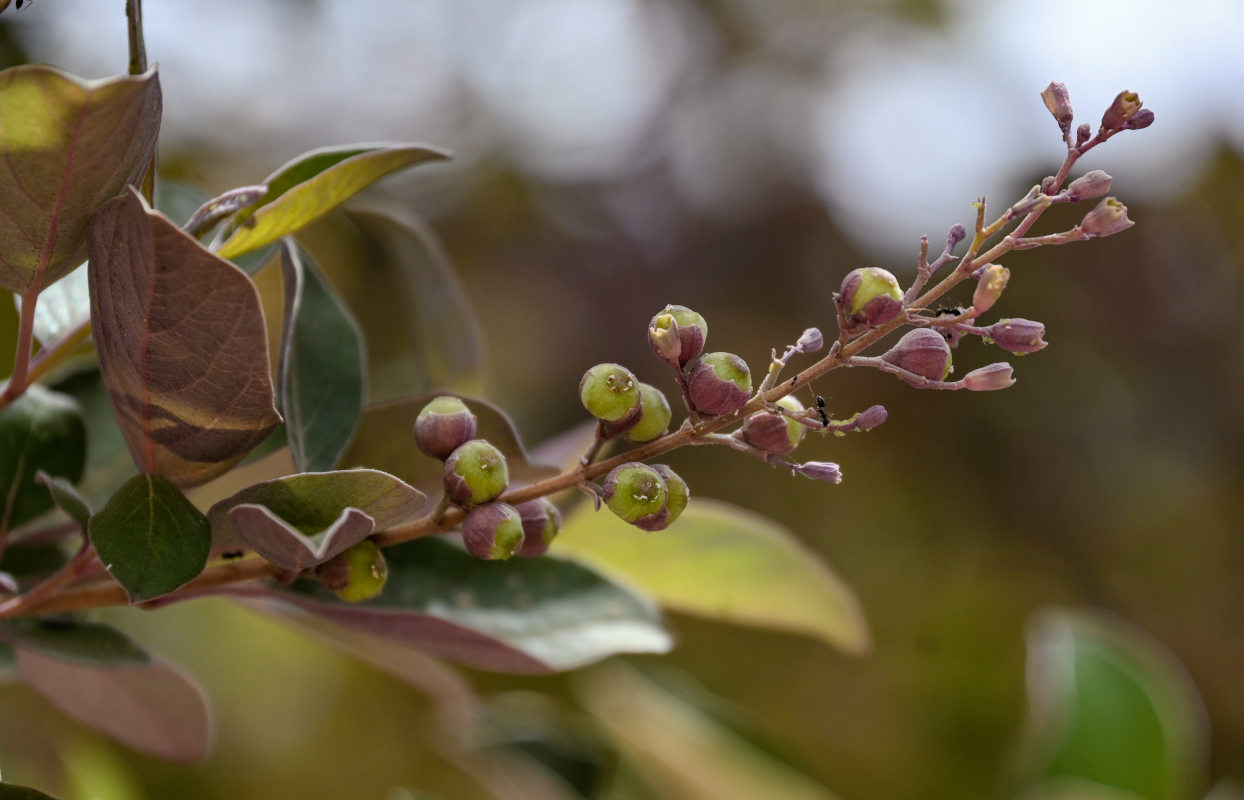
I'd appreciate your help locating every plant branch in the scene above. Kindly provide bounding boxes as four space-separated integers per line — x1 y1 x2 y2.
1 289 39 404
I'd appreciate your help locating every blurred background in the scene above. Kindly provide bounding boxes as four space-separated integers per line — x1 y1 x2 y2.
1 0 1242 798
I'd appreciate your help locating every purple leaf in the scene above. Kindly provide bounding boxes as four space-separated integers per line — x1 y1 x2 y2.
227 505 375 571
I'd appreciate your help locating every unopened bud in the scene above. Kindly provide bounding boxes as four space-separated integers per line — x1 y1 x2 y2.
579 363 641 423
1009 185 1051 218
513 498 562 557
1075 123 1092 148
443 439 509 506
881 329 952 386
1123 109 1155 131
649 305 707 366
740 395 805 457
982 318 1047 354
972 264 1010 315
795 328 824 354
796 461 842 484
946 224 967 251
602 463 668 528
1066 170 1112 202
624 383 672 443
1100 90 1142 132
462 502 525 560
855 404 888 430
1041 81 1074 137
319 540 389 603
414 396 479 460
1079 197 1133 238
838 267 903 333
686 352 752 415
963 363 1016 391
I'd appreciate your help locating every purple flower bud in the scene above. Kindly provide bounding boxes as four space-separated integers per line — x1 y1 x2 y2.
855 404 888 430
686 352 752 415
1079 197 1133 238
1100 90 1142 132
795 328 824 354
881 328 952 386
443 439 509 506
513 498 562 557
1123 108 1155 130
602 463 668 528
963 363 1015 391
1066 170 1112 202
1041 81 1074 137
649 305 707 366
462 502 525 560
972 264 1010 316
838 267 903 333
982 318 1047 354
414 396 479 461
946 224 967 251
796 461 842 484
740 396 805 457
1075 123 1092 148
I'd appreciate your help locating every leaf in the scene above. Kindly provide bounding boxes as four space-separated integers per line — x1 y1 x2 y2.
279 243 365 473
216 143 451 260
16 648 211 763
35 470 90 528
553 498 870 654
0 783 62 800
267 536 671 673
87 189 282 487
576 663 842 800
1012 609 1209 800
295 209 489 401
338 393 557 500
88 474 212 603
0 384 86 532
0 65 161 295
0 640 15 681
12 262 89 346
5 618 148 667
226 505 375 572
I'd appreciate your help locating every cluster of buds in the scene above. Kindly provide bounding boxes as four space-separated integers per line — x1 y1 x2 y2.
413 395 564 561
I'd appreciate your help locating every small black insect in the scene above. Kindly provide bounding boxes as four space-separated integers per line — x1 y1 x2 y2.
221 550 244 561
815 395 830 427
934 306 964 318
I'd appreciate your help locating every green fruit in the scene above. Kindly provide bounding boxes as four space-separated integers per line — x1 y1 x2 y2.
625 383 672 443
414 395 478 460
332 541 389 603
652 465 689 528
444 439 509 506
579 363 641 423
462 503 525 560
602 463 667 526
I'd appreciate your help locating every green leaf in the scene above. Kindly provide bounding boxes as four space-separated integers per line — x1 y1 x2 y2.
295 210 489 401
35 470 90 528
16 648 211 763
87 190 282 487
88 474 212 603
553 498 870 654
216 143 450 259
0 65 161 294
279 243 365 473
1012 609 1209 800
338 393 557 500
0 783 62 800
273 536 671 673
206 469 425 570
5 619 149 667
576 662 842 800
0 384 86 532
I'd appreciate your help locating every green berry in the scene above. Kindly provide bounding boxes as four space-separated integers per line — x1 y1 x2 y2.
686 352 751 415
330 541 389 603
602 463 667 526
838 267 903 332
462 502 525 560
625 383 672 443
649 465 689 530
414 396 479 460
444 439 509 506
579 363 641 423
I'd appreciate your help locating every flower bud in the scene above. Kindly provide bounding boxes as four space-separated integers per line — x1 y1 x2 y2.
796 461 842 484
963 363 1016 391
1066 170 1112 201
514 498 562 557
1075 123 1092 148
982 318 1047 354
686 352 752 415
443 439 509 506
602 463 667 527
1079 197 1133 238
625 383 672 443
838 267 903 333
740 395 805 457
1041 81 1074 137
1100 90 1142 132
579 363 641 423
648 305 707 366
972 264 1010 315
881 328 952 386
414 396 479 460
1123 109 1154 130
318 540 388 603
462 502 524 560
855 404 888 430
795 328 824 354
641 464 689 531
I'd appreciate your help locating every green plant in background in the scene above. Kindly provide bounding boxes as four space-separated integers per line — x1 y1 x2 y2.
0 2 1213 799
